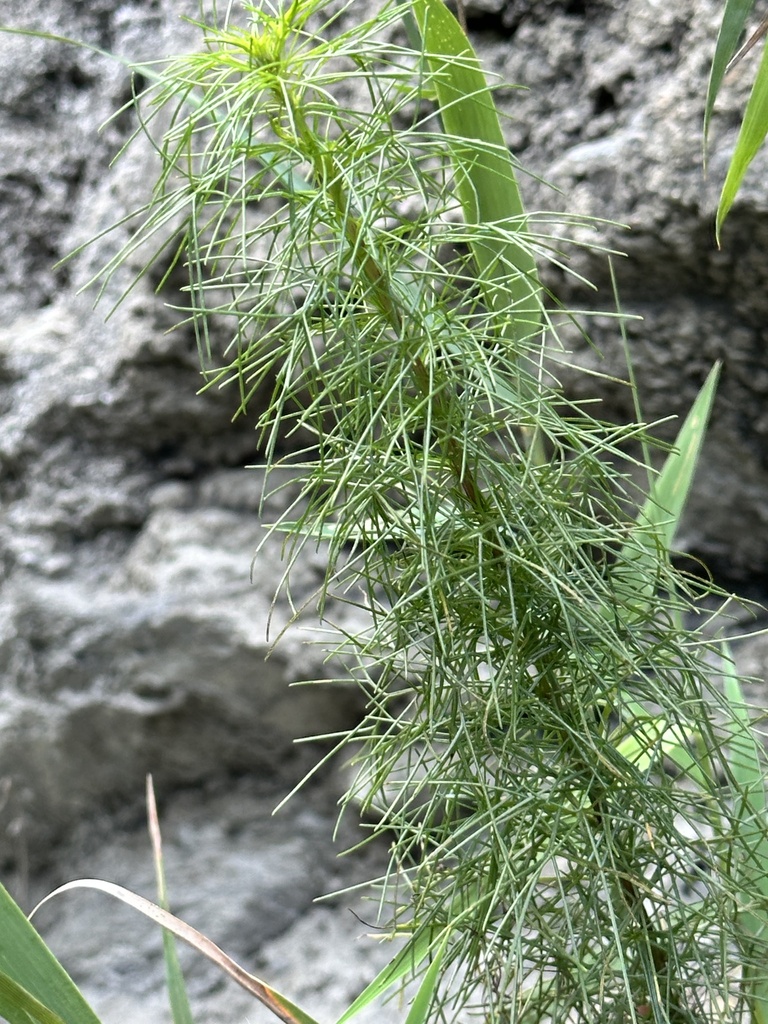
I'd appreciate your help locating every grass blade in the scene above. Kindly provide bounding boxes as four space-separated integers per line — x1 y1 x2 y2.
30 880 321 1024
146 776 196 1024
705 0 756 143
402 933 448 1024
612 362 720 619
335 928 439 1024
0 971 69 1024
636 361 720 549
411 0 541 343
716 37 768 238
0 884 102 1024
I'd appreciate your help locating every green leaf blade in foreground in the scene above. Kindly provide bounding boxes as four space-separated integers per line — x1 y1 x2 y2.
335 928 439 1024
716 36 768 239
0 970 69 1024
402 933 448 1024
705 0 756 142
636 360 720 551
0 883 103 1024
411 0 541 343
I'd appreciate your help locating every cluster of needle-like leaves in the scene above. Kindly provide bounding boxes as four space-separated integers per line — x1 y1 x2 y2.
88 2 768 1022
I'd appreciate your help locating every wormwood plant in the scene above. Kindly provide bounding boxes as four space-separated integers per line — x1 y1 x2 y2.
91 1 768 1020
3 2 768 1024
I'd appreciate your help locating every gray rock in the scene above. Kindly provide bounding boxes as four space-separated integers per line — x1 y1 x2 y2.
26 778 402 1024
471 0 768 576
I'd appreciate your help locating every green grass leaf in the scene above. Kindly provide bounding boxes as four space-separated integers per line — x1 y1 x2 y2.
402 933 448 1024
411 0 541 344
0 884 102 1024
612 361 720 619
636 361 720 549
705 0 756 143
0 971 69 1024
716 36 768 239
335 928 440 1024
612 707 706 787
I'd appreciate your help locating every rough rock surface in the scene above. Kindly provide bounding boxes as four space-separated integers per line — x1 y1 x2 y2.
1 0 768 1020
26 778 403 1024
470 0 768 577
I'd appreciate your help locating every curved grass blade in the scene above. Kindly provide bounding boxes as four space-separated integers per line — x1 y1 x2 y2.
146 776 195 1024
716 37 768 239
0 884 102 1024
705 0 756 144
411 0 541 344
31 880 320 1024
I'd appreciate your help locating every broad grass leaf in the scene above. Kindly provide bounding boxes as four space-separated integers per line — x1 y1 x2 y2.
0 884 102 1024
411 0 541 343
613 708 706 788
402 933 448 1024
636 361 720 548
0 971 69 1024
705 0 756 142
716 36 768 238
612 362 720 620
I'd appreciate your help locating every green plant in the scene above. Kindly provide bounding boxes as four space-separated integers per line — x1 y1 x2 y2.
3 2 768 1023
706 1 768 237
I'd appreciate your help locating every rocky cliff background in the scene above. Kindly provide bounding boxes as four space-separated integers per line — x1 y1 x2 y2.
1 0 768 1021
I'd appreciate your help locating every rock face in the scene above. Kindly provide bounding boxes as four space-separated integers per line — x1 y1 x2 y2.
1 0 767 1019
470 0 768 577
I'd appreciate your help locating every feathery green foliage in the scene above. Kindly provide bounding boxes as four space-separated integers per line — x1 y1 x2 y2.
1 2 768 1023
81 2 768 1020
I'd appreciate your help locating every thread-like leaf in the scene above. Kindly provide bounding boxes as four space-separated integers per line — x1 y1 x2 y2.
721 647 768 1024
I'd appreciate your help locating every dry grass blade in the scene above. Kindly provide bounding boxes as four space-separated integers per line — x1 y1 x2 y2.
30 881 322 1024
146 775 195 1024
726 12 768 71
